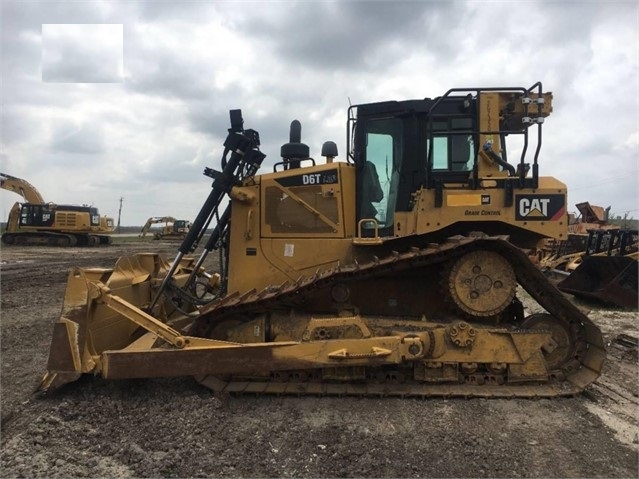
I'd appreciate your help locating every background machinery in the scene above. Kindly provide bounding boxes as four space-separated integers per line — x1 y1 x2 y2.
41 83 605 398
139 216 192 240
539 201 616 273
1 172 114 246
539 202 638 309
557 228 638 309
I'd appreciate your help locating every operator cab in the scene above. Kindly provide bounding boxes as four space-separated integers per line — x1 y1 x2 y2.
349 85 550 238
349 97 476 237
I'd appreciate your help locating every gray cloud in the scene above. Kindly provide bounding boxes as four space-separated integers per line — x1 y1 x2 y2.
42 35 122 83
51 121 106 155
136 1 214 23
234 1 461 71
123 49 212 100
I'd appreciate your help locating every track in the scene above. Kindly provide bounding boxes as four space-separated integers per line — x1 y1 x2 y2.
2 231 111 246
192 235 606 397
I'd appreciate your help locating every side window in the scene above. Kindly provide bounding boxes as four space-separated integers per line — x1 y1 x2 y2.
428 118 475 172
451 134 474 171
20 206 29 225
432 136 448 170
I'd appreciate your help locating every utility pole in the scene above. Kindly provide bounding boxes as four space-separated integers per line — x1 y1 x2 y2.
117 197 123 233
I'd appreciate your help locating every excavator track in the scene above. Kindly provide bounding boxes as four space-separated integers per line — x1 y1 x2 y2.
191 236 605 398
2 231 110 247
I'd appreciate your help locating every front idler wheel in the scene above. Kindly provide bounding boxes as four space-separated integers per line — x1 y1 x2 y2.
521 313 574 371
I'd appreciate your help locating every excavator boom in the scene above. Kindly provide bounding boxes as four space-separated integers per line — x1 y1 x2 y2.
0 172 45 203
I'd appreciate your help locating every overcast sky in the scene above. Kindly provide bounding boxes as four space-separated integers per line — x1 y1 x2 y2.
1 0 637 227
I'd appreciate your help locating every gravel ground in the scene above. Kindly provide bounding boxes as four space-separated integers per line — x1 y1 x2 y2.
1 242 637 478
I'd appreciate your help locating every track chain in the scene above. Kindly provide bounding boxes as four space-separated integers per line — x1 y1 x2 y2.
193 235 605 398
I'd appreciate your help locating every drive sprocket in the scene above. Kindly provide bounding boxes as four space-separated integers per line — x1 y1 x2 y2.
446 250 516 317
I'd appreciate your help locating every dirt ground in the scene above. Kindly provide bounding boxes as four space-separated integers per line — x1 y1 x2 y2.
1 241 637 478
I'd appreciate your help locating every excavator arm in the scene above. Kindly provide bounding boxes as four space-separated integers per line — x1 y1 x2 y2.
0 172 46 204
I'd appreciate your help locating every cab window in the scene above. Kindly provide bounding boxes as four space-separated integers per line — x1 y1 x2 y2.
360 118 402 229
428 118 475 172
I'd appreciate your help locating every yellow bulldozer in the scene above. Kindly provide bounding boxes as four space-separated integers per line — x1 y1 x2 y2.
1 172 114 246
40 83 605 398
139 216 192 240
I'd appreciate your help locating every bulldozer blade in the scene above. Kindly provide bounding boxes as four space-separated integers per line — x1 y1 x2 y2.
38 319 84 392
558 256 638 309
39 268 101 392
39 253 197 392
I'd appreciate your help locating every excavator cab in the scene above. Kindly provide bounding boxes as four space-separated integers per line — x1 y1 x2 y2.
39 85 605 398
19 204 102 228
173 220 192 234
